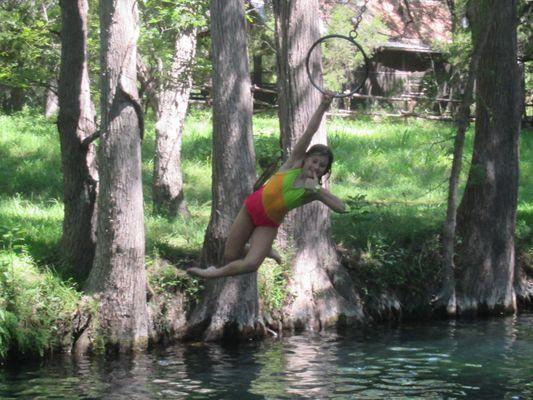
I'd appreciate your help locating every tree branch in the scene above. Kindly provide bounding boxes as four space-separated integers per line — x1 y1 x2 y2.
81 130 100 148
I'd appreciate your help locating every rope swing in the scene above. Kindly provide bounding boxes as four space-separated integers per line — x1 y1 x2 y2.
305 0 370 98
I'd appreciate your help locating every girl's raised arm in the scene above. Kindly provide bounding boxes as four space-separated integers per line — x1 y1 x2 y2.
281 94 332 170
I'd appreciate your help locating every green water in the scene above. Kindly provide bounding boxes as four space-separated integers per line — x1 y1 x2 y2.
1 314 532 399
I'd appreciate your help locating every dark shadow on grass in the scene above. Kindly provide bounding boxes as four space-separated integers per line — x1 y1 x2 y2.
151 242 200 269
516 207 533 246
182 135 212 164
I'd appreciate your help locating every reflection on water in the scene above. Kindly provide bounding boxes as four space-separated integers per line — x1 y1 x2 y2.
1 314 532 399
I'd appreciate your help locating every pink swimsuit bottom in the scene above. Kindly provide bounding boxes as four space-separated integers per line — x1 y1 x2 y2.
243 168 309 228
244 186 280 228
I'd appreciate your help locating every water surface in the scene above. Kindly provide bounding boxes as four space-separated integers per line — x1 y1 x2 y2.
1 314 532 399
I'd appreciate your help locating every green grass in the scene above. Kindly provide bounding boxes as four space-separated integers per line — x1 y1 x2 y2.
0 107 532 356
0 110 63 200
327 117 456 245
0 248 80 359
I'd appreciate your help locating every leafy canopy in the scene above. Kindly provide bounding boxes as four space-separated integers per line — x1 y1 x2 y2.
138 0 209 81
0 0 60 89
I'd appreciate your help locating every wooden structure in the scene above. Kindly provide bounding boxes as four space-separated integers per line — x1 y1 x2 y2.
356 0 453 113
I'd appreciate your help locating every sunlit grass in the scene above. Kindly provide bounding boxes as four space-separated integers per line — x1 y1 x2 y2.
0 111 63 201
328 116 459 202
0 196 63 265
1 108 531 262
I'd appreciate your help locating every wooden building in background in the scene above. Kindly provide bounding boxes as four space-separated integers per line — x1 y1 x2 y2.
361 0 452 112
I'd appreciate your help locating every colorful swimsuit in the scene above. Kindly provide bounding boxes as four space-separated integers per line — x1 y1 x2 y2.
244 168 309 227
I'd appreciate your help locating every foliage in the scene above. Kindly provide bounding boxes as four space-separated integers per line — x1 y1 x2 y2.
246 1 277 85
140 0 208 34
255 133 282 170
85 0 100 107
257 259 290 315
518 0 533 61
340 196 443 307
147 250 202 299
428 3 471 106
321 4 387 95
0 234 80 359
516 131 533 247
0 0 60 98
328 117 460 308
138 0 210 90
329 116 532 310
432 0 533 105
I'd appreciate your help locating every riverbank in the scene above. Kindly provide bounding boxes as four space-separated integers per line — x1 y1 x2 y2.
1 108 532 359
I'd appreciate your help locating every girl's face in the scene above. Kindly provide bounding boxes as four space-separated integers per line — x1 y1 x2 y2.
302 154 329 179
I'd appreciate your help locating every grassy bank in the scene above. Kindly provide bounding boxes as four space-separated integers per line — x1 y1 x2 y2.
1 108 532 357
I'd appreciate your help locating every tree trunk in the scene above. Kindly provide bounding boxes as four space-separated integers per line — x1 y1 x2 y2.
456 0 521 316
57 0 98 281
437 6 494 317
45 78 59 117
273 0 364 332
9 87 24 112
152 28 197 218
84 0 148 352
186 0 263 341
42 1 58 118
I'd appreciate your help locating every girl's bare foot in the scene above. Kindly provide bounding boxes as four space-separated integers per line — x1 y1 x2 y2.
187 266 218 279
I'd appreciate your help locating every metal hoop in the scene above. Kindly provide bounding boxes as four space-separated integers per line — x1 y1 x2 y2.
305 34 370 98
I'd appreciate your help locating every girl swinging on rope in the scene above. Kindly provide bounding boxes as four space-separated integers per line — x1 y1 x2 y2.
187 93 346 279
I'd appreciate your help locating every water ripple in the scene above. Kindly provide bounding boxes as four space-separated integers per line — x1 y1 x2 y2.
0 314 532 399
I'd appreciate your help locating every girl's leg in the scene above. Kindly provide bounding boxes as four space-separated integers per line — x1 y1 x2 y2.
188 226 278 279
223 207 255 262
186 207 253 277
242 244 282 264
223 207 280 264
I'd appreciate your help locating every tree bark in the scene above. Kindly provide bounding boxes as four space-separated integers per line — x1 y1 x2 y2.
456 0 521 316
186 0 263 342
57 0 98 281
152 28 197 218
84 0 148 352
45 78 59 117
42 1 58 118
437 6 494 317
273 0 364 331
8 87 24 112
